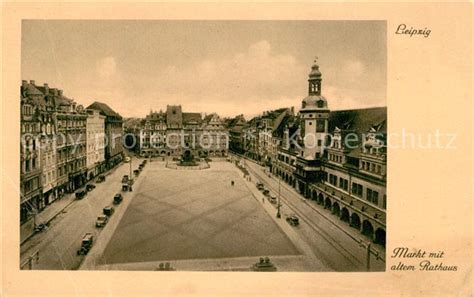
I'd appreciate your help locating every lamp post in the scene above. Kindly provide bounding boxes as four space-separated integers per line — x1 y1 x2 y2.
129 152 132 178
270 160 281 219
276 161 281 219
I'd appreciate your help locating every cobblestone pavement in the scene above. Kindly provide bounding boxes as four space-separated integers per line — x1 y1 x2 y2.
100 160 300 266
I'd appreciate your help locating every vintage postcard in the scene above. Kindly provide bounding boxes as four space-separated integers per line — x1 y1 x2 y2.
1 2 472 296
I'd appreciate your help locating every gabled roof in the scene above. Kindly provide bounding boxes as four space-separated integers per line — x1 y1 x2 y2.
272 114 294 138
87 101 122 119
328 107 387 135
183 112 202 124
22 84 43 96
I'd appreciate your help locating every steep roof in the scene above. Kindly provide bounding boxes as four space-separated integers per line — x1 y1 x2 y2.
183 112 202 124
328 107 387 134
225 115 246 129
87 101 122 119
272 114 294 138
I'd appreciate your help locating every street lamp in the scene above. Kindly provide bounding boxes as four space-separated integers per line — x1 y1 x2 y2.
276 179 281 218
270 160 281 219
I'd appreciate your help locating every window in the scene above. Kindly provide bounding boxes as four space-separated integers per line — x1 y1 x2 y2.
329 174 338 186
352 182 363 197
339 178 348 191
317 140 322 146
383 195 386 209
367 189 379 205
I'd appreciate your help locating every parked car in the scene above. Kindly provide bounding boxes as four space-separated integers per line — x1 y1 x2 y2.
134 169 140 176
75 189 87 200
96 215 108 227
122 175 129 183
122 184 131 192
77 233 93 255
262 189 270 196
86 184 96 191
96 175 106 183
256 182 264 191
269 195 277 204
103 205 115 216
286 214 300 226
113 193 123 205
124 156 131 163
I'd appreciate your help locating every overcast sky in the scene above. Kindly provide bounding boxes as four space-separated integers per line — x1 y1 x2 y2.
22 20 386 119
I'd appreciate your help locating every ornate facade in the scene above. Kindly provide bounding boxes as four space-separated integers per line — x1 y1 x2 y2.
136 105 229 158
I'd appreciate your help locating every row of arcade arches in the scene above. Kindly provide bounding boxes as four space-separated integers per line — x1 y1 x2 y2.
273 166 385 247
311 190 386 246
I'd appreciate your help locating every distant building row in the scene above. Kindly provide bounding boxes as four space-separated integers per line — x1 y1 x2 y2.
124 105 229 158
226 62 387 246
20 80 124 225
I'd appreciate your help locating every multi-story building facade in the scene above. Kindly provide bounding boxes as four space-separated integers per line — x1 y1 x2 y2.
54 90 88 193
86 109 106 180
35 83 59 206
87 102 124 168
242 108 294 165
20 81 44 224
135 105 228 158
226 114 246 154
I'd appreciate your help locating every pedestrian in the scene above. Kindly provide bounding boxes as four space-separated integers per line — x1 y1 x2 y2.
262 197 265 203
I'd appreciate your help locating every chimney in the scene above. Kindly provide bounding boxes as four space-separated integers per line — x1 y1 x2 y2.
44 83 49 94
58 89 63 96
22 80 28 88
30 80 35 85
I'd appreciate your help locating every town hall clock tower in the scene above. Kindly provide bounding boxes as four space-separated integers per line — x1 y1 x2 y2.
299 59 330 159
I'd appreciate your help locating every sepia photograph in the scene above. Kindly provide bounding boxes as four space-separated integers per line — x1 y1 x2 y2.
19 20 387 272
19 20 387 271
2 2 473 297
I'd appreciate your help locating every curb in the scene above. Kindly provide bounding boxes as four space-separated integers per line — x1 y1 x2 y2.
20 162 125 246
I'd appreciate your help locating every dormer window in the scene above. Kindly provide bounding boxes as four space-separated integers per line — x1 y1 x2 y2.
317 100 324 108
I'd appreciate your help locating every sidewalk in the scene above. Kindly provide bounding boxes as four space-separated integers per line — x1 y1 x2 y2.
20 193 76 245
20 162 124 246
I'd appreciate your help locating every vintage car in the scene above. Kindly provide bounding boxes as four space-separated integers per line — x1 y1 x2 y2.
75 189 87 200
96 215 108 228
269 195 277 204
96 175 106 183
77 233 93 255
86 184 96 191
256 182 264 191
103 205 115 216
122 175 129 183
262 189 270 196
286 214 300 226
122 183 132 192
113 193 123 205
133 169 140 176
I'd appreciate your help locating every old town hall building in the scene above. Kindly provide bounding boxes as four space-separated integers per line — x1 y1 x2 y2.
239 61 387 246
